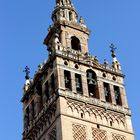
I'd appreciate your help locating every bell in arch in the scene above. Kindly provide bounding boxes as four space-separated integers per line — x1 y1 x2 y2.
76 82 80 88
88 78 96 86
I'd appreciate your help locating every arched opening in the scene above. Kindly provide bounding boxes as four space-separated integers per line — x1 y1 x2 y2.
69 11 72 21
80 112 84 118
75 73 83 94
36 82 43 105
86 70 99 98
52 14 57 22
25 107 30 128
110 120 113 127
97 124 100 129
71 36 81 51
45 81 50 100
114 86 122 106
60 0 64 5
51 73 55 92
103 82 112 103
64 70 72 90
66 0 71 4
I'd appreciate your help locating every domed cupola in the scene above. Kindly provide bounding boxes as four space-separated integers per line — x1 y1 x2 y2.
52 0 78 23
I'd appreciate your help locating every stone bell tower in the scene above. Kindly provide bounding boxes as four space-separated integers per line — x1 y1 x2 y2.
21 0 135 140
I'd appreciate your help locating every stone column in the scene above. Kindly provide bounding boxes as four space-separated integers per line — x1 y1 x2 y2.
97 80 106 102
109 84 116 105
81 74 88 97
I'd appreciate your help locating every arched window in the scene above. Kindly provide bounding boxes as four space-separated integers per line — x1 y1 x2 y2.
87 70 99 98
71 36 81 51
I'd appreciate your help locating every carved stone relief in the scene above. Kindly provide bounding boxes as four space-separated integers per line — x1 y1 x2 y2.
67 99 126 129
72 124 87 140
112 133 126 140
92 128 107 140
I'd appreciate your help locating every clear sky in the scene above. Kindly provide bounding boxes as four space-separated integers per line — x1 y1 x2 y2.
0 0 139 139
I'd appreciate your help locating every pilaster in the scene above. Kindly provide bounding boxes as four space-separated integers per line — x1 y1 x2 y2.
23 113 28 130
29 103 33 126
71 72 76 93
35 95 42 116
120 87 129 108
81 74 89 97
58 68 65 89
109 84 116 105
97 80 106 102
61 31 66 47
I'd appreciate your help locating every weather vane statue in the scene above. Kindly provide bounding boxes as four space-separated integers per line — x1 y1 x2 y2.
23 66 30 80
110 43 117 58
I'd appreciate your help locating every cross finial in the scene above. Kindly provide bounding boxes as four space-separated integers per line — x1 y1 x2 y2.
110 43 117 52
23 66 30 80
110 43 117 58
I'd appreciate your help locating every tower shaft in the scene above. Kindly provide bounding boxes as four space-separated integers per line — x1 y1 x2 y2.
22 1 135 140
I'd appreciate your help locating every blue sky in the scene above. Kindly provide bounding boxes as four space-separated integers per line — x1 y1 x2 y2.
0 0 139 139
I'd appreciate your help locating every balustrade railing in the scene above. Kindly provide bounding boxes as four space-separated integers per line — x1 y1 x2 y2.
55 45 122 74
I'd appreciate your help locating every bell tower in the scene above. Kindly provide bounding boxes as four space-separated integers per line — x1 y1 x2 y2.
21 0 135 140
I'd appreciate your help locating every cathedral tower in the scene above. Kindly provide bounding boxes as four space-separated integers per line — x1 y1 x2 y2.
21 0 135 139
